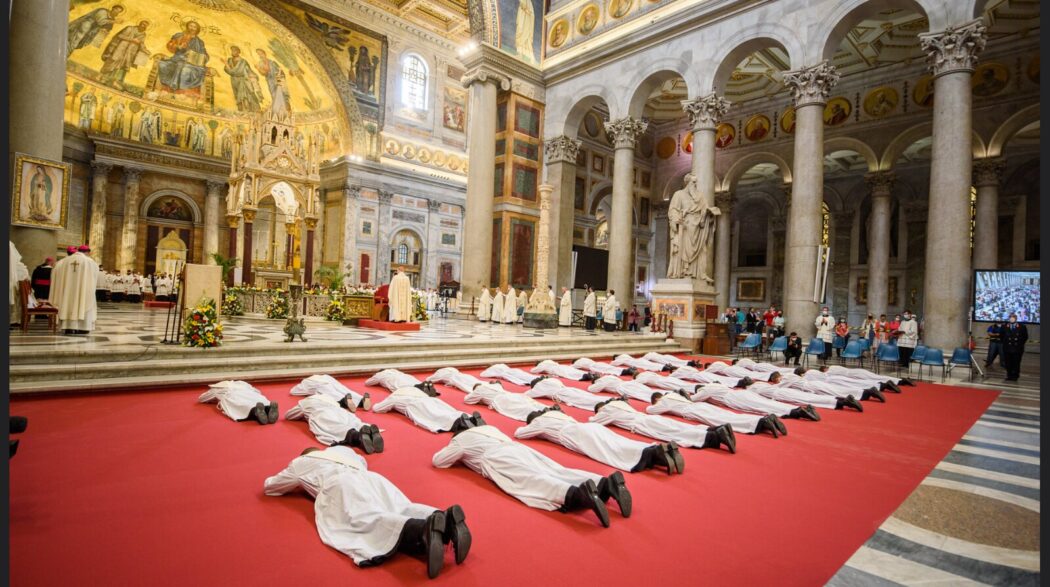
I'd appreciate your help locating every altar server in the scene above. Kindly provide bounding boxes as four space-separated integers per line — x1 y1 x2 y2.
372 387 484 434
692 383 820 421
601 291 620 332
532 359 597 381
477 287 491 322
588 375 663 403
199 380 278 424
286 394 384 453
583 288 597 330
109 270 127 302
591 399 736 452
265 446 471 579
433 425 632 525
291 374 373 410
515 408 684 475
647 390 785 437
611 354 665 373
50 245 99 334
366 368 438 396
558 287 572 327
747 381 863 412
481 363 545 387
464 381 552 422
126 271 143 303
527 377 624 411
641 351 700 371
154 273 173 301
572 357 636 377
490 287 505 323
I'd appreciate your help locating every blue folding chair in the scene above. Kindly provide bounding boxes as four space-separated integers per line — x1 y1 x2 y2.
909 345 928 373
831 335 847 358
802 338 826 368
839 340 864 366
947 347 973 381
736 332 762 357
766 336 788 362
876 343 900 377
919 348 946 382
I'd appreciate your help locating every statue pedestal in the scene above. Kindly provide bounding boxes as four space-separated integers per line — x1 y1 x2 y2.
523 311 559 329
650 278 718 353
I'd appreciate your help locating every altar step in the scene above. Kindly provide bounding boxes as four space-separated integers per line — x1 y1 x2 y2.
9 335 686 394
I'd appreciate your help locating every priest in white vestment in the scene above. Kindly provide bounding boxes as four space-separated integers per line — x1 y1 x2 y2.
291 374 373 410
611 354 665 372
490 288 505 323
366 368 437 396
647 391 785 436
670 365 748 388
199 380 278 424
286 394 383 453
601 291 619 332
9 242 30 325
531 359 596 381
526 377 622 412
692 383 820 421
388 269 413 322
782 371 885 402
464 382 551 422
432 425 631 525
572 357 634 377
514 409 684 475
502 286 517 324
372 387 483 434
265 445 471 578
588 375 663 403
50 245 100 334
558 287 572 327
427 367 489 393
747 381 863 412
480 363 544 387
516 289 527 323
642 351 699 370
583 288 597 330
591 399 736 452
477 287 491 322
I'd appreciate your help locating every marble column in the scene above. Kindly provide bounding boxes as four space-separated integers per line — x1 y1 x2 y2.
682 93 731 283
87 162 113 265
782 61 839 337
603 117 648 303
225 214 239 285
919 20 987 348
376 190 394 282
524 184 558 326
203 180 224 264
713 190 733 309
117 167 144 272
425 199 442 288
9 0 70 265
543 135 582 291
865 171 895 318
1003 196 1025 266
903 200 929 313
830 211 854 317
770 213 787 308
341 185 361 282
304 217 318 285
460 69 510 300
242 207 256 286
285 222 296 270
972 158 1004 270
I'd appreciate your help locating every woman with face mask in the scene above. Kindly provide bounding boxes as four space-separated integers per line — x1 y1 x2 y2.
834 318 851 357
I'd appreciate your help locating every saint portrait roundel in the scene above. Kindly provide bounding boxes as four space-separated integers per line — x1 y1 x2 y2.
656 136 676 159
549 19 570 49
744 114 771 142
863 87 898 118
780 107 795 134
823 97 851 126
577 4 600 35
714 123 735 149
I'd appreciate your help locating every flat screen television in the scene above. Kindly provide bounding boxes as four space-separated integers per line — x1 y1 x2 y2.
972 270 1040 324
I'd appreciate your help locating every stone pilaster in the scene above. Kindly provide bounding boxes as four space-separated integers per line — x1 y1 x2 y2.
544 135 582 291
919 19 987 348
713 190 733 309
341 185 361 282
830 210 854 317
525 184 558 327
865 171 895 317
425 199 442 289
117 167 144 272
603 117 648 304
203 180 224 264
972 158 1005 270
781 61 838 337
376 190 394 282
87 162 113 265
652 201 670 282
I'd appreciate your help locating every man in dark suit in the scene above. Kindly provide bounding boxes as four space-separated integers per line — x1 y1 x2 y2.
784 331 803 366
1001 313 1028 382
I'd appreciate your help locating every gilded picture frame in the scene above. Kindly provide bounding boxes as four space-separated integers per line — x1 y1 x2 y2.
11 153 71 231
736 278 765 302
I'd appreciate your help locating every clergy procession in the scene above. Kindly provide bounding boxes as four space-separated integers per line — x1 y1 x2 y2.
191 350 912 579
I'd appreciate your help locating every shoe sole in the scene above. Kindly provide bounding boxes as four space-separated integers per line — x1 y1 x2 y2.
607 471 632 517
369 426 384 453
446 505 471 564
668 443 685 474
359 431 375 454
360 394 372 411
253 405 267 425
721 428 737 454
426 512 447 579
267 402 279 424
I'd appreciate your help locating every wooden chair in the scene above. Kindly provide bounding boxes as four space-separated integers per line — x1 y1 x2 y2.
19 281 58 334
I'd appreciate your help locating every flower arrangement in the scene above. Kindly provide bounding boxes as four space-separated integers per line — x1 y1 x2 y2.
265 289 290 319
346 285 376 296
411 291 428 321
183 297 223 348
324 299 346 321
222 292 244 316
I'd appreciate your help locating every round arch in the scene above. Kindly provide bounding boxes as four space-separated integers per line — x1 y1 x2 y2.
707 33 796 95
987 103 1039 157
822 184 847 213
258 180 305 214
879 123 987 169
140 189 203 224
733 189 782 216
626 69 689 119
824 137 879 172
720 152 793 191
587 180 613 216
549 90 616 139
811 0 931 61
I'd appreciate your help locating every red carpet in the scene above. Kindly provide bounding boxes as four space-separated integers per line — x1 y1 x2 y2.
10 360 997 586
359 319 421 331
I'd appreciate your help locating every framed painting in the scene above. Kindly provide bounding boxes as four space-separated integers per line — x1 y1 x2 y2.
592 153 605 174
736 278 765 302
856 276 898 305
12 153 71 230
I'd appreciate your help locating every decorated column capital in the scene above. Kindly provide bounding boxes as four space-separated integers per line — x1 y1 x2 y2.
241 207 257 223
123 166 143 185
603 117 649 150
864 171 896 197
973 158 1005 187
225 214 241 228
462 66 511 91
91 161 113 176
783 61 839 107
681 93 731 132
205 179 226 196
304 216 319 230
426 199 442 212
919 19 987 77
714 190 733 212
543 135 582 164
377 189 394 204
343 184 361 200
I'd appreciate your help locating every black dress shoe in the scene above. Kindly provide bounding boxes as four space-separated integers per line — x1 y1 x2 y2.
836 396 864 412
802 405 821 421
10 416 28 434
423 510 447 579
266 401 280 424
881 381 902 394
597 471 632 517
717 425 737 454
339 394 357 412
666 442 685 474
449 414 474 434
770 415 788 436
755 415 778 438
251 403 268 425
581 480 610 528
899 378 916 387
9 439 18 458
368 425 385 453
861 387 886 403
359 392 373 411
471 411 487 427
443 504 471 564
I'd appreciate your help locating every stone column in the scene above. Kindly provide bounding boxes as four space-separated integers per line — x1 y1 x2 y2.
830 211 854 317
225 214 239 285
524 184 558 327
770 213 787 308
425 199 442 288
682 93 731 283
460 68 510 300
87 162 113 265
972 158 1004 269
284 221 296 270
304 217 318 284
1002 196 1025 266
9 0 71 265
782 61 839 337
865 171 895 318
919 20 987 348
713 190 733 309
604 117 648 303
117 167 144 272
543 135 582 291
903 199 929 313
376 190 394 282
652 201 670 280
203 180 224 264
341 185 361 282
242 207 256 286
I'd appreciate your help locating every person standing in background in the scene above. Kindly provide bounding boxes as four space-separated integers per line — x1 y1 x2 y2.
834 318 850 357
897 310 919 367
814 307 834 360
984 321 1003 368
583 286 597 331
1001 314 1028 382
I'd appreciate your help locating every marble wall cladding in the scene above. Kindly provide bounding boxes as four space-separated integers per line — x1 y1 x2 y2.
59 176 88 247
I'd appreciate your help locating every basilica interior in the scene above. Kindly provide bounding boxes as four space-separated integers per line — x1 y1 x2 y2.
5 0 1043 585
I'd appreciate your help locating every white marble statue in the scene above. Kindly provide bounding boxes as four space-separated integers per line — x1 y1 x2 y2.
667 173 719 282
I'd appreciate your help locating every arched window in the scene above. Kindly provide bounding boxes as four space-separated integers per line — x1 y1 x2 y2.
400 54 428 111
397 243 409 265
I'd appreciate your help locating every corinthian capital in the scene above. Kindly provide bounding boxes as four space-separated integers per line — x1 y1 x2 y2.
604 117 648 149
681 93 731 131
865 171 896 196
544 135 582 164
919 19 987 76
462 67 511 91
972 158 1005 187
344 184 362 200
783 61 839 107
